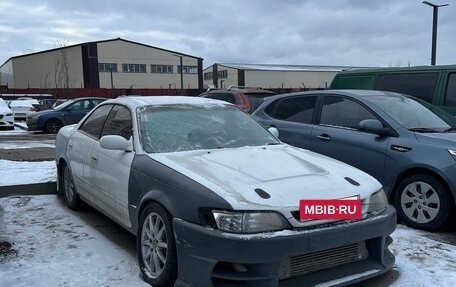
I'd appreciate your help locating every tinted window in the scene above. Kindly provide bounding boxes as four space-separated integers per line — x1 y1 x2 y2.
321 96 376 129
79 105 113 138
205 93 236 104
101 105 133 140
375 73 438 102
445 73 456 107
266 96 317 124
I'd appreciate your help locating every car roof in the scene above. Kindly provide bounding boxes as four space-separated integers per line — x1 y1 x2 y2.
104 95 232 109
265 89 404 102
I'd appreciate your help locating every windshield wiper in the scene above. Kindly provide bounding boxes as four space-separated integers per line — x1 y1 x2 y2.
265 142 281 145
408 127 439 133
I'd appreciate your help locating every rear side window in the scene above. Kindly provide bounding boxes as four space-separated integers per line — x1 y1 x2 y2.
444 73 456 107
79 104 113 138
265 96 317 124
375 73 438 102
101 105 133 140
321 96 377 129
331 75 376 89
205 93 236 104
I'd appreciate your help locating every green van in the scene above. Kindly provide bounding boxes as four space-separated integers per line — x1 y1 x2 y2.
330 65 456 115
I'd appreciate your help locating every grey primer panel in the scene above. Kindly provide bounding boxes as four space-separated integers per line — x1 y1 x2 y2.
128 154 232 234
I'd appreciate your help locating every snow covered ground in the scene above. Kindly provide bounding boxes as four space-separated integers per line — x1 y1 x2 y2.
0 132 455 286
0 160 56 186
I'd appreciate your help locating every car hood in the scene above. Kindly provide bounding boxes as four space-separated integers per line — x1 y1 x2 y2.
148 145 381 210
0 106 12 114
31 109 59 117
415 132 456 146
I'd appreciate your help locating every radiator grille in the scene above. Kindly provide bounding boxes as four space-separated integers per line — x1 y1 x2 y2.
280 242 368 279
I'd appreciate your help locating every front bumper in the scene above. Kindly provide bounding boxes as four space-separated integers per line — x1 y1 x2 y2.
173 206 396 287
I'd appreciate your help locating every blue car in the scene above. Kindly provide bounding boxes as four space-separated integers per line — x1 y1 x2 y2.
252 89 456 231
26 97 106 133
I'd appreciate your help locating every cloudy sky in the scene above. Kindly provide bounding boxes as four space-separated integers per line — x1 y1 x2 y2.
0 0 455 68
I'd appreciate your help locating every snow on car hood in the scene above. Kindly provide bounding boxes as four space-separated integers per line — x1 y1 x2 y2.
148 144 382 210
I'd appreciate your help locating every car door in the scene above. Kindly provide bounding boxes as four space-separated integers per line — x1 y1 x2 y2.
310 95 389 182
260 95 318 150
72 104 114 205
92 105 135 228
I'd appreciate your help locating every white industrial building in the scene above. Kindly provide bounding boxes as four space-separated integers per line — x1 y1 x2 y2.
203 63 364 89
0 38 203 90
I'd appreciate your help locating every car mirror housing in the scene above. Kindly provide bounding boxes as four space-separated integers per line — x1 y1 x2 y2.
100 135 130 151
359 119 390 136
268 127 280 138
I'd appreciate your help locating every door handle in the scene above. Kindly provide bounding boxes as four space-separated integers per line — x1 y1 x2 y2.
68 144 73 150
91 156 98 163
316 134 331 141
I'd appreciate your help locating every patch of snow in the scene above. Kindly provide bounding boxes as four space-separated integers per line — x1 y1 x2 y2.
0 160 56 186
0 128 28 135
13 121 28 129
0 195 148 287
0 140 55 149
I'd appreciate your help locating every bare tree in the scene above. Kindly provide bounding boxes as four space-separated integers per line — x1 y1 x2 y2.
53 40 71 88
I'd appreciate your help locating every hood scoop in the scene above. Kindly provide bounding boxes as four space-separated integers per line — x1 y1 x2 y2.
254 188 271 199
345 177 360 186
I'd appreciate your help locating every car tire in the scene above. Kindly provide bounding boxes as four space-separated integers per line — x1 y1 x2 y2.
137 203 178 287
62 163 81 210
395 174 451 231
44 119 63 133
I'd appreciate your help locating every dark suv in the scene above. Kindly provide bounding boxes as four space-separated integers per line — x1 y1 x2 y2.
198 86 275 113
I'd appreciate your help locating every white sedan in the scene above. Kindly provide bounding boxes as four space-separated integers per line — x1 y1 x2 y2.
0 98 14 129
55 96 396 287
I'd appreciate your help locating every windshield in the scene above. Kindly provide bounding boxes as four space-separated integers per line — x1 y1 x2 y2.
54 99 75 110
138 105 279 153
367 95 456 131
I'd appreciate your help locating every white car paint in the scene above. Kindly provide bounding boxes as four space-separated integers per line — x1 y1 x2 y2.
0 98 14 128
9 99 37 119
149 145 382 211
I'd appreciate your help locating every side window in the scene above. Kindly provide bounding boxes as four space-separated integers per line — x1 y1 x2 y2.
266 96 317 124
375 73 439 103
444 73 456 107
321 96 376 129
101 105 133 140
79 105 113 138
68 100 92 111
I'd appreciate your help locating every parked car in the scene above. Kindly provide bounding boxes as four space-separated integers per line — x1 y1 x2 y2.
55 96 395 287
26 97 106 133
0 98 14 130
198 86 276 113
252 89 456 231
330 64 456 115
9 99 39 120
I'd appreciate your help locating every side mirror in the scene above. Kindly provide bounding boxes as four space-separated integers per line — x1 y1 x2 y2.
100 135 130 151
268 127 280 138
359 119 390 136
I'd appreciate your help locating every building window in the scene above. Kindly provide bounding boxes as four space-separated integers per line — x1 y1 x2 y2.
178 66 198 74
99 63 118 72
204 72 213 80
218 70 228 79
151 65 173 74
122 64 146 73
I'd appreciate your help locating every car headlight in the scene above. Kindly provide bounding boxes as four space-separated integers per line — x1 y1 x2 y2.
366 189 388 214
448 149 456 160
212 210 290 233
